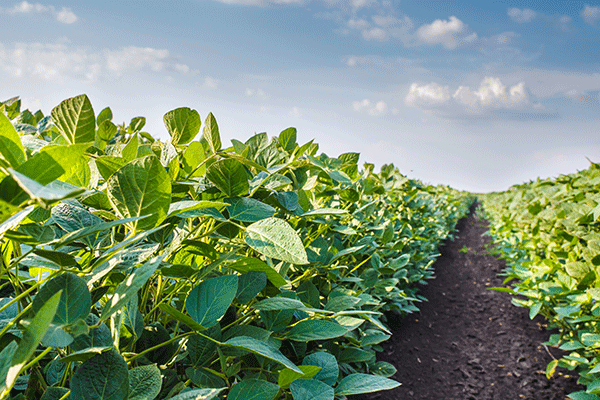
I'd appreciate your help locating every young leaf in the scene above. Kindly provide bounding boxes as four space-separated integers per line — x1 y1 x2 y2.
70 349 129 400
0 112 25 168
278 127 297 152
128 364 162 400
97 107 113 125
334 373 400 396
287 320 348 341
107 154 171 232
203 112 221 154
245 217 308 265
228 379 279 400
290 379 334 400
223 336 302 373
51 94 96 144
97 120 117 142
278 365 321 389
186 275 238 328
164 107 201 146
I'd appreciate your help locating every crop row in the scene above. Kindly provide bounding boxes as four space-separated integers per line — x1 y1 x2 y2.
0 95 472 400
481 163 600 400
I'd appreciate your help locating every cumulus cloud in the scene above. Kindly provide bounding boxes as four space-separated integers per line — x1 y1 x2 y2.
1 1 78 24
362 27 387 41
353 99 387 116
507 8 537 23
582 4 600 25
0 41 195 83
347 18 369 29
405 77 553 120
416 16 477 49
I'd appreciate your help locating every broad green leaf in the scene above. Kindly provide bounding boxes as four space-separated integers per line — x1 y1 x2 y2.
370 361 397 377
164 107 201 146
186 367 225 389
290 379 334 400
95 156 127 181
8 169 85 204
187 325 221 367
101 255 164 321
254 297 307 311
279 127 297 152
5 291 61 395
302 352 338 386
301 208 348 217
129 116 146 132
334 373 400 396
128 364 162 400
122 133 139 162
107 155 171 232
202 112 221 153
245 217 308 265
287 320 348 341
97 107 113 125
568 393 600 400
51 94 96 144
70 349 129 400
0 205 33 239
205 158 249 197
338 348 374 363
224 336 302 373
186 275 238 328
0 341 18 395
182 141 206 177
278 365 321 389
226 197 276 222
59 347 112 363
236 271 267 303
32 272 91 326
97 120 117 142
16 143 89 185
167 200 227 219
167 387 225 400
227 257 287 288
70 314 113 352
0 112 25 167
52 202 105 248
228 379 279 400
52 215 147 249
40 387 70 400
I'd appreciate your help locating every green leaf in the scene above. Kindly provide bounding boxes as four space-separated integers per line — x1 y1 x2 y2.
182 141 206 177
205 158 249 197
203 113 221 154
95 156 127 181
0 341 18 395
334 373 400 396
167 200 227 219
128 364 162 400
97 120 118 142
186 275 238 328
185 367 225 389
568 392 600 400
226 197 276 223
302 352 338 386
59 347 112 363
228 379 279 400
167 388 225 400
159 304 206 332
8 169 85 204
164 107 201 146
70 349 129 400
32 272 91 326
52 215 146 249
187 325 221 367
16 143 89 185
129 116 146 132
278 365 321 389
101 255 164 321
290 379 334 400
0 111 25 167
97 107 113 125
254 297 307 311
40 387 70 400
245 217 308 265
224 336 302 373
0 205 33 239
52 202 105 248
371 361 397 378
301 208 348 217
5 291 61 394
122 133 139 162
227 257 287 288
236 271 267 303
287 320 348 341
278 127 297 152
107 155 171 232
51 94 96 144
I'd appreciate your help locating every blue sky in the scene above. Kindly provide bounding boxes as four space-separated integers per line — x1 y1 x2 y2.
1 0 600 192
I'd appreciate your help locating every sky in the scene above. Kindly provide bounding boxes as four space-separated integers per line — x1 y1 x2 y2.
1 0 600 192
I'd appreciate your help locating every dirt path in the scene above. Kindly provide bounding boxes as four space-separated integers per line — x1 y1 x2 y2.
353 205 583 400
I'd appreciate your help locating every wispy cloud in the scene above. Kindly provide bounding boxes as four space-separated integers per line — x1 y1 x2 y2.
582 4 600 26
1 1 78 24
405 77 555 120
416 16 477 50
507 8 537 23
0 40 196 83
353 98 387 116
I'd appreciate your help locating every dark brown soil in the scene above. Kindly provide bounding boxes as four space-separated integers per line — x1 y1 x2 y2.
353 205 583 400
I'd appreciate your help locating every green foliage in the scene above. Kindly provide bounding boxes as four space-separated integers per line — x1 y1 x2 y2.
0 94 471 399
481 163 600 397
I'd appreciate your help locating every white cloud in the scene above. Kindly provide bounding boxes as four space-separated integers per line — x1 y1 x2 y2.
405 77 552 119
564 89 599 103
507 8 537 23
353 99 387 116
347 18 369 29
204 76 219 88
289 106 302 117
416 16 477 49
245 88 267 98
2 1 78 24
0 41 194 83
362 27 387 41
582 4 600 25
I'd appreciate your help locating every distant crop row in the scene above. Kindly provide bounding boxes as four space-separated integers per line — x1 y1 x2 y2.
0 95 472 400
481 164 600 400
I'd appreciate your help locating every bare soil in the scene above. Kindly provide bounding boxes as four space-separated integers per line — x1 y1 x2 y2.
352 205 583 400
